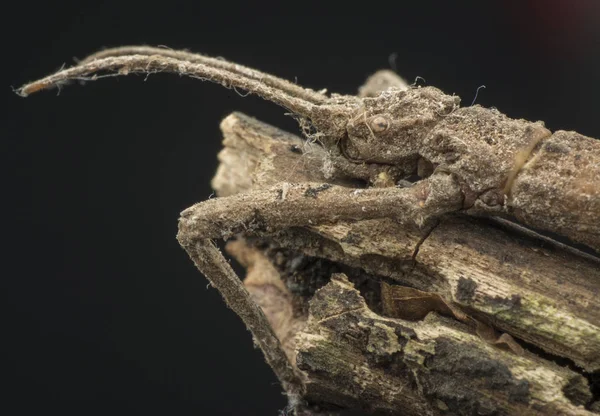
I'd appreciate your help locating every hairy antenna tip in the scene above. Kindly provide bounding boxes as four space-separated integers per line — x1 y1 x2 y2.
15 81 49 97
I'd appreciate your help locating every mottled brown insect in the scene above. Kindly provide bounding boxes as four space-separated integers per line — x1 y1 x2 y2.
18 46 600 254
17 46 600 404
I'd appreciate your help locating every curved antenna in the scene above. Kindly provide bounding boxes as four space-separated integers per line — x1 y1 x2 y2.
16 54 318 120
78 45 329 105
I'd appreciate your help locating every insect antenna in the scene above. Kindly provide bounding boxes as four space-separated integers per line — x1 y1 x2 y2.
76 45 330 105
16 52 322 123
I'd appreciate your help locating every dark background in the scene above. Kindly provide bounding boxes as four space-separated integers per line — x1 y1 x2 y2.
3 1 599 414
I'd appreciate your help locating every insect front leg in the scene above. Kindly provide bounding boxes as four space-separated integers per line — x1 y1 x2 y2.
177 173 464 244
176 175 462 391
176 238 304 393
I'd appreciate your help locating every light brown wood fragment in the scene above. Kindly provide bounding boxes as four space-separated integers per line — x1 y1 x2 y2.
225 239 307 367
381 282 525 356
381 281 468 322
358 69 409 97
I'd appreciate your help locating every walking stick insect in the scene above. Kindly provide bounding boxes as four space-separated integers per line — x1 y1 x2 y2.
17 46 600 392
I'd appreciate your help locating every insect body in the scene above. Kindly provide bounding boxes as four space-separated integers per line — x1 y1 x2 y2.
17 46 600 253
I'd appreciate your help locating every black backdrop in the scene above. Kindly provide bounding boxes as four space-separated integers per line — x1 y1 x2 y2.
4 1 600 414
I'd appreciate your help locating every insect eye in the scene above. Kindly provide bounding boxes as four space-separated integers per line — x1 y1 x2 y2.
370 116 390 133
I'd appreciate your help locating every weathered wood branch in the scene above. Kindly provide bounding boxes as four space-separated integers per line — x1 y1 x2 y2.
299 273 589 415
206 112 599 414
224 239 597 415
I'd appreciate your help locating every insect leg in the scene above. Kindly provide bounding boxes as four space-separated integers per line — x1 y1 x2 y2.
177 238 304 393
177 173 464 243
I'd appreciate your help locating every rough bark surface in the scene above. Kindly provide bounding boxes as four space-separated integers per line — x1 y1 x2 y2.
201 112 600 415
296 273 589 416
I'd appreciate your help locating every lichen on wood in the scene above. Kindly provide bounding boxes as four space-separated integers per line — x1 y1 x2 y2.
294 273 590 415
